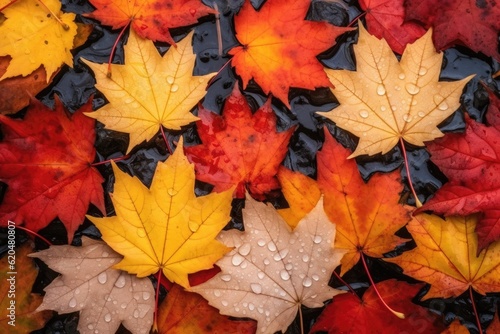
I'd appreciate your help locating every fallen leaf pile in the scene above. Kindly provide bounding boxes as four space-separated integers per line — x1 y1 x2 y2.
1 0 499 333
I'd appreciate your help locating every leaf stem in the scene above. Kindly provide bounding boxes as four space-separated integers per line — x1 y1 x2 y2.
469 287 482 333
213 2 223 56
160 126 173 155
91 154 130 166
107 22 130 78
36 0 69 30
16 225 52 246
331 269 357 296
360 253 405 319
347 12 366 28
298 305 304 334
399 138 422 207
153 271 162 333
0 0 18 12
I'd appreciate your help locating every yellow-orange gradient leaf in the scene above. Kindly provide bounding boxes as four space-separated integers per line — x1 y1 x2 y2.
386 214 500 299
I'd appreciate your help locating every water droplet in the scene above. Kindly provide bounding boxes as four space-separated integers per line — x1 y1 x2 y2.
403 114 412 122
221 274 232 282
280 270 290 281
302 254 310 262
222 300 228 306
98 272 107 284
267 242 277 252
273 248 289 261
249 303 255 311
133 310 140 318
75 288 80 295
88 324 94 330
189 8 197 15
166 76 174 84
142 292 150 300
257 271 265 279
114 275 126 288
251 283 262 294
257 239 266 247
376 85 386 95
398 73 405 80
313 235 322 244
232 253 244 266
411 100 418 106
24 49 30 55
188 221 199 232
312 274 319 281
438 101 449 110
238 243 251 256
419 67 427 75
240 260 248 269
285 263 293 270
359 110 369 118
380 106 387 112
170 84 179 92
137 229 146 238
214 289 221 297
391 105 397 111
69 297 77 308
104 313 111 322
418 111 426 117
124 96 134 104
121 303 127 309
263 258 270 265
102 251 109 257
405 83 420 95
302 277 313 287
167 188 177 196
257 307 264 314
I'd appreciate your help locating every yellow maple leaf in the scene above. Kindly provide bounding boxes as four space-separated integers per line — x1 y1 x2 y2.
83 30 214 153
86 138 233 288
385 213 500 299
0 0 77 80
318 24 474 157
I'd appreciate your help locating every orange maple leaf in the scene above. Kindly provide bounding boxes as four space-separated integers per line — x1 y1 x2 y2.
317 128 411 275
228 0 352 107
85 0 216 44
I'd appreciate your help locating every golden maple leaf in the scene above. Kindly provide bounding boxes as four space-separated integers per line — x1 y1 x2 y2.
386 213 500 299
0 0 77 80
83 30 214 153
318 24 474 157
87 139 233 288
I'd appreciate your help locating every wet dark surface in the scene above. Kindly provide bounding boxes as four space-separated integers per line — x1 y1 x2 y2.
0 0 499 333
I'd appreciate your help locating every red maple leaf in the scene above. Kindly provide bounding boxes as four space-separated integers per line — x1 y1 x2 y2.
184 85 295 199
418 90 500 251
360 0 426 54
228 0 352 107
85 0 216 45
404 0 500 61
310 280 445 333
0 97 105 243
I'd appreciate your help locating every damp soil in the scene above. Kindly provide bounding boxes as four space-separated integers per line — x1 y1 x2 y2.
1 0 500 333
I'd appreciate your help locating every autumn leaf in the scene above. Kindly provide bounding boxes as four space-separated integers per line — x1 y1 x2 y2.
0 243 52 333
404 0 500 61
317 129 411 275
417 93 500 250
385 213 500 299
0 97 105 243
310 280 445 333
85 0 216 45
441 319 470 334
30 237 155 334
318 24 473 158
0 23 93 115
487 309 500 334
228 0 352 107
83 30 213 153
87 138 233 288
157 284 256 334
0 0 78 80
360 0 426 54
184 85 295 199
277 166 321 228
190 195 345 334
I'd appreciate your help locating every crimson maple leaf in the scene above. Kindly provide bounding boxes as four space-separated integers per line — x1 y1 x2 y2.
360 0 426 54
184 85 295 199
0 97 104 243
404 0 500 61
417 91 500 251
